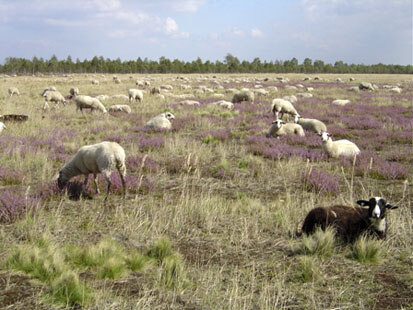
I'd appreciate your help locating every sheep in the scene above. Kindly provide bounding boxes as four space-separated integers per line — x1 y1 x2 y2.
160 85 173 91
128 89 143 103
297 92 313 98
390 87 402 94
0 121 6 133
150 87 161 95
332 99 350 106
112 94 129 101
8 87 20 97
43 90 67 108
231 89 254 103
271 98 299 120
180 100 200 105
285 85 297 91
144 112 175 130
96 94 109 101
57 141 126 202
108 104 132 114
282 95 297 104
319 131 360 158
69 87 79 96
359 82 374 91
267 119 305 138
92 79 99 85
349 77 355 81
114 77 121 84
41 86 56 96
348 86 360 92
294 115 327 135
74 95 107 114
254 89 269 96
135 80 144 87
212 100 234 110
300 197 398 242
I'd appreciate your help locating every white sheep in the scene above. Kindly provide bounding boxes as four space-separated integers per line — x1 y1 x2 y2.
390 87 402 94
297 92 313 98
348 86 360 92
359 82 374 91
108 104 132 114
74 95 107 114
92 79 99 85
231 89 254 103
180 100 200 105
268 120 305 137
282 95 297 104
320 132 360 158
57 141 126 202
114 77 121 84
69 87 79 96
41 86 56 96
8 87 20 97
161 85 173 91
43 90 67 108
254 89 269 96
112 94 129 101
271 98 299 120
135 80 144 87
96 94 109 101
128 89 143 103
212 100 234 110
0 122 6 133
332 99 350 106
144 112 175 130
294 115 327 135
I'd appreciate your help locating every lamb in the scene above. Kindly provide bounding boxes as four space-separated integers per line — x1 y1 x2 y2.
57 141 126 202
69 87 79 96
271 99 299 120
267 120 305 137
294 115 327 135
8 87 20 97
128 89 143 103
0 122 6 133
108 104 132 114
300 197 398 242
332 99 350 106
319 131 360 158
43 90 67 109
74 95 107 114
144 112 175 130
231 89 254 103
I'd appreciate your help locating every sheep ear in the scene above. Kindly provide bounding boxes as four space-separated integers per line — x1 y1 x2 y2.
357 200 370 207
386 204 398 210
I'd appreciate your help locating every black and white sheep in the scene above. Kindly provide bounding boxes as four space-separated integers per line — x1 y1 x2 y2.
57 141 126 202
300 197 398 241
268 119 305 137
320 132 360 158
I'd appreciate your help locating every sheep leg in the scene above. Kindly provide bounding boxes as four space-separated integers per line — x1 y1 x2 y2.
104 174 111 202
93 174 100 194
120 172 126 199
82 174 89 197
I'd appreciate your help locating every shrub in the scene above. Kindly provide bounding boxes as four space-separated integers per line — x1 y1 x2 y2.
351 236 384 264
302 168 339 194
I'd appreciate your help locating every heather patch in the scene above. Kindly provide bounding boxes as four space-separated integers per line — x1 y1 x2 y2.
302 168 340 194
0 188 40 223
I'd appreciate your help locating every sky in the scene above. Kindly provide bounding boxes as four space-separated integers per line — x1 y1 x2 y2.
0 0 412 65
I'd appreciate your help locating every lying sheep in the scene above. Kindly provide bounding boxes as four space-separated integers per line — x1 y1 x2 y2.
92 79 99 85
150 87 161 95
359 82 374 91
114 77 121 84
112 94 129 101
390 87 402 93
268 120 305 137
212 100 234 110
300 197 398 242
161 85 173 91
74 95 107 114
348 86 360 92
254 89 269 96
43 90 67 108
128 89 143 103
320 132 360 158
57 141 126 202
271 98 299 120
332 99 350 106
145 112 175 130
297 92 313 98
0 122 6 133
294 115 327 134
231 89 254 103
180 100 199 105
108 104 132 114
69 87 79 96
8 87 20 97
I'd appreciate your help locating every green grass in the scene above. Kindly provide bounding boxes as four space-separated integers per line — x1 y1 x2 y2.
351 236 385 264
300 227 336 258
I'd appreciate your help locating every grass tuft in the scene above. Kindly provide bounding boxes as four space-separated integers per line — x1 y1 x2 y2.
296 256 321 283
300 227 336 258
351 236 385 264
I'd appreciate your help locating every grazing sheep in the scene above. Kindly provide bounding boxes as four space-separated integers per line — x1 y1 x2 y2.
108 104 132 114
145 112 175 130
336 78 343 83
301 197 398 242
320 132 360 158
41 86 56 96
74 95 107 114
128 89 143 103
69 87 79 96
212 100 234 110
332 99 350 106
92 79 99 85
150 87 161 95
8 87 20 97
267 86 278 92
0 122 6 133
232 89 254 103
306 87 314 92
43 90 67 108
359 82 374 91
294 115 327 134
268 120 305 137
57 141 126 202
271 98 299 120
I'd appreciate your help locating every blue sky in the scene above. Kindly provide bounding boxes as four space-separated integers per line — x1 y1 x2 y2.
0 0 412 65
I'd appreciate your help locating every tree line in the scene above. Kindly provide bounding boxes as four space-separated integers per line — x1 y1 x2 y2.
1 54 412 75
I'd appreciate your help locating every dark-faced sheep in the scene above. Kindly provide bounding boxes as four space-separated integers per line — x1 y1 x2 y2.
300 197 398 242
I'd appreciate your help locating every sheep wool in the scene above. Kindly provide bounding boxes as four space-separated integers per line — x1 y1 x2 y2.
271 99 299 120
128 89 144 103
145 112 175 130
108 104 132 114
268 120 305 137
8 87 20 97
320 132 360 158
74 95 107 113
0 122 6 133
294 116 327 135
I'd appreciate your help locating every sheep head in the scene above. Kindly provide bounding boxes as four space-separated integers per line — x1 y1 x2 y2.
357 197 398 220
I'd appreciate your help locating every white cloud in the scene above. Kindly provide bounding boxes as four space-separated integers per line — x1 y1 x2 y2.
164 17 178 34
92 0 121 11
168 0 205 12
44 18 89 27
251 28 264 38
231 27 243 36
